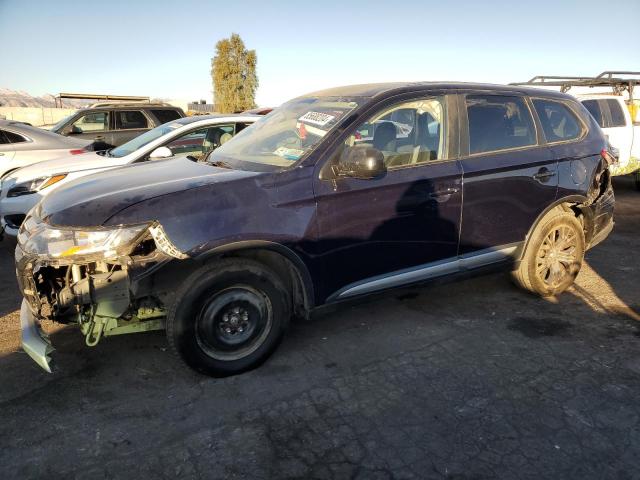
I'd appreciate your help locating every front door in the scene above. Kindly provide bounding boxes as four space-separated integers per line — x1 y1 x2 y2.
458 93 558 256
313 95 463 301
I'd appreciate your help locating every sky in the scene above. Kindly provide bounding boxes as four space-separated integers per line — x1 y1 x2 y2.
0 0 638 107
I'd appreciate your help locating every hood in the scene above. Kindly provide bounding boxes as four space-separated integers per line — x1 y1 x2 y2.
37 157 260 227
8 151 110 182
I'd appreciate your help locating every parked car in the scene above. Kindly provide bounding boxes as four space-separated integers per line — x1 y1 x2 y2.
0 115 256 238
579 95 640 186
15 83 614 375
50 102 185 149
0 120 92 178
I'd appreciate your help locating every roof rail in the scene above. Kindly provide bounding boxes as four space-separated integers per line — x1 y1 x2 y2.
87 101 173 108
510 71 640 100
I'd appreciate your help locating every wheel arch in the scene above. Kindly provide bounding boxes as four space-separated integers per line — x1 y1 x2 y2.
195 241 315 318
518 195 588 261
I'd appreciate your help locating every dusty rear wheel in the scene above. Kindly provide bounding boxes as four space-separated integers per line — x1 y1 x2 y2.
167 258 291 377
513 211 585 297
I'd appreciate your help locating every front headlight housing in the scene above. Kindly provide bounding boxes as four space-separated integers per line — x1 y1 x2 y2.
20 219 149 261
7 174 67 197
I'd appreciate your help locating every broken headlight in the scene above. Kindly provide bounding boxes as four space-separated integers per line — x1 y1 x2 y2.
20 221 149 261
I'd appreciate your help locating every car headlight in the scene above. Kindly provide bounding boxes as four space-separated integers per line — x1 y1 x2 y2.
7 174 67 197
20 221 149 261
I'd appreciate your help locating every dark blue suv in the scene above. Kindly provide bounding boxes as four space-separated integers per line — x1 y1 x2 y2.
15 83 615 376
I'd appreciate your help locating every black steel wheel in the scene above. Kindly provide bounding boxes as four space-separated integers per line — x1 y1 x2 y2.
167 258 291 377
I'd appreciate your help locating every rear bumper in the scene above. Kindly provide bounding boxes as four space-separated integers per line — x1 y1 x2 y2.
20 299 54 372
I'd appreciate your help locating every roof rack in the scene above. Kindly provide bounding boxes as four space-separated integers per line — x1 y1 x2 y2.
510 71 640 101
54 93 150 108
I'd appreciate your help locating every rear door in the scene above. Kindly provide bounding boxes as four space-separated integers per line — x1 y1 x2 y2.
458 92 557 257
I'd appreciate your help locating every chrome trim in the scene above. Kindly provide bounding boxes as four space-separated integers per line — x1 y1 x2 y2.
20 300 54 373
330 244 520 301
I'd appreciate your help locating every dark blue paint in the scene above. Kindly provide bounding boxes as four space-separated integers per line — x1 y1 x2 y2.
36 83 613 306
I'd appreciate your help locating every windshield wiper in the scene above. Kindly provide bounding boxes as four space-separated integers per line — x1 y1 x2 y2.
208 160 233 169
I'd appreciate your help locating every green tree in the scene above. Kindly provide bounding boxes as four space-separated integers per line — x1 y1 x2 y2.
211 33 258 113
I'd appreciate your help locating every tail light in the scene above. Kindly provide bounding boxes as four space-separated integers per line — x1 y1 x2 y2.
600 148 617 166
69 149 87 155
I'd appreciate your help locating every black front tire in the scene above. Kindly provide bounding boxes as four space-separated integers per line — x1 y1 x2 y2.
167 258 291 377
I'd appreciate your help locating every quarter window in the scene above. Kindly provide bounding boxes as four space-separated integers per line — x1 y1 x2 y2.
1 130 27 143
466 95 536 155
532 99 582 143
0 130 10 144
346 97 447 168
115 110 148 130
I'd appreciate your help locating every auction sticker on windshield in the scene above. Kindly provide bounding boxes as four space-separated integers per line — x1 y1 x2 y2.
274 146 305 160
298 111 336 127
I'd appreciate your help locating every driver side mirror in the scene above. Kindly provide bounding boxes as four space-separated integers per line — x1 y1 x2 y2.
68 125 83 134
149 146 173 160
337 145 387 179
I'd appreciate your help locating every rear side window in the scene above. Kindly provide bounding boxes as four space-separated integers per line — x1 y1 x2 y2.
582 100 604 127
606 99 626 127
466 95 536 155
115 110 149 130
3 130 27 143
532 99 582 143
150 109 181 125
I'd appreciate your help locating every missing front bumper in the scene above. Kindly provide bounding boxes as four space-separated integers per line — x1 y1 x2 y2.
20 299 55 372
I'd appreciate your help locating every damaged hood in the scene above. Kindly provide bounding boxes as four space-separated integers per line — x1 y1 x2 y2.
37 157 260 227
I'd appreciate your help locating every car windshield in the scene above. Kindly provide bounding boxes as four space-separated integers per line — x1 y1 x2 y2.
110 121 184 158
51 113 76 132
208 96 363 170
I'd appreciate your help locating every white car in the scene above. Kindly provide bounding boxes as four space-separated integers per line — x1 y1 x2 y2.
0 114 257 239
579 95 640 179
0 120 93 178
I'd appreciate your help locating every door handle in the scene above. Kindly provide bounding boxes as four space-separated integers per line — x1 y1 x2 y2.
533 168 556 181
428 187 459 202
429 187 459 198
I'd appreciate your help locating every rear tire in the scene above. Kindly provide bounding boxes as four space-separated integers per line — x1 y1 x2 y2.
512 211 585 297
167 258 291 377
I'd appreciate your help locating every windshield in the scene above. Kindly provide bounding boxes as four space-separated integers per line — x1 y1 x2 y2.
51 113 76 133
208 96 363 170
110 121 184 158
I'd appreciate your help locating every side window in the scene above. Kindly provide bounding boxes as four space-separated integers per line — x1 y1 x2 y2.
532 99 583 143
466 95 536 155
165 125 235 160
0 130 10 144
346 97 447 168
71 112 109 133
151 109 181 125
606 99 627 127
3 130 27 143
115 110 148 130
582 100 605 128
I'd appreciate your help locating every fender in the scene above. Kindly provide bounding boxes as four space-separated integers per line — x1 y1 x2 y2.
194 240 316 309
518 194 588 261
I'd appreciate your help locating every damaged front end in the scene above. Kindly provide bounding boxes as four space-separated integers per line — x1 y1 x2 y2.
15 215 188 371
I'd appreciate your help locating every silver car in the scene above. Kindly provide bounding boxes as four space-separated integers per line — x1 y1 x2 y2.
0 120 92 178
